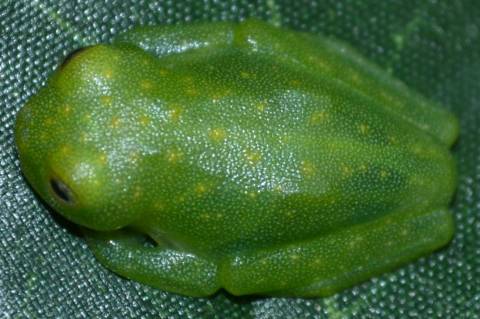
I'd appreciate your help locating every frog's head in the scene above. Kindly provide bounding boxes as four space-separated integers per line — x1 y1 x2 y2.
15 44 151 231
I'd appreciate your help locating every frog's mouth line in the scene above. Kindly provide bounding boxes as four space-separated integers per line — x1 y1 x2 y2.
50 177 76 205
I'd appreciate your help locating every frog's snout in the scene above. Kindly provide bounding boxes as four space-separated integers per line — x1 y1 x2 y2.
59 46 94 70
51 44 121 91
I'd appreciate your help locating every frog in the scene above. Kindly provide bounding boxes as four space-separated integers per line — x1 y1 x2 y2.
14 19 458 297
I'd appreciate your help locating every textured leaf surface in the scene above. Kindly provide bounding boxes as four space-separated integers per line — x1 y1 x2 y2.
1 0 479 317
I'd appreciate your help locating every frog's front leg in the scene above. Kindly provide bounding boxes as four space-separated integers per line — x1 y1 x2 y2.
113 22 236 58
220 208 453 297
84 229 220 297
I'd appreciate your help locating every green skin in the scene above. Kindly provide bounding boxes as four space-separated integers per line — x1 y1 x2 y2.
15 19 458 297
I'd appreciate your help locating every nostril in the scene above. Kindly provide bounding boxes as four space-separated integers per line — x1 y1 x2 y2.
50 178 74 204
60 46 91 69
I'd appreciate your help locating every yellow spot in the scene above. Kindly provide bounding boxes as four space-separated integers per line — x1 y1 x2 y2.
420 123 431 130
185 87 198 97
216 213 223 219
129 151 140 162
359 164 368 171
110 117 121 128
209 128 227 142
341 165 352 176
195 183 208 195
211 89 231 102
166 149 183 163
100 95 113 106
159 69 168 76
388 136 398 145
290 79 301 87
279 135 291 144
98 153 107 164
410 176 425 186
60 145 71 155
380 91 394 102
380 170 389 178
63 104 72 115
290 254 299 260
169 105 183 122
274 185 283 193
140 80 153 90
358 123 369 135
309 56 331 71
351 72 360 84
314 258 321 265
153 201 165 210
300 161 316 177
211 95 220 103
80 133 88 143
133 186 142 199
256 101 266 112
139 115 151 126
102 68 113 79
325 142 337 151
248 192 258 199
201 213 211 220
349 237 363 248
245 149 262 165
154 201 165 210
310 111 328 124
83 114 92 122
240 71 251 79
412 144 423 155
45 117 54 126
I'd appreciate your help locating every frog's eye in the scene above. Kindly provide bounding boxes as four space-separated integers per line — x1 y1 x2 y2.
50 178 75 205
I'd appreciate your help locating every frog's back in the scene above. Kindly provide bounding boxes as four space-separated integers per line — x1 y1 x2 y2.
112 31 456 256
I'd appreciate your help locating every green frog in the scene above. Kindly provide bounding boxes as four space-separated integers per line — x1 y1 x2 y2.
15 19 458 297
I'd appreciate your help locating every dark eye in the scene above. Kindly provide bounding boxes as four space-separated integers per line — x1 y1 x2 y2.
50 178 74 204
60 46 90 69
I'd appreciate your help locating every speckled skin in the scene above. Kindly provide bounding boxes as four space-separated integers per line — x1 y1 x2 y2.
15 20 458 297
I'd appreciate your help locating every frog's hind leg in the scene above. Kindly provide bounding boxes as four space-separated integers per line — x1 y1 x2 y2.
233 19 458 147
219 208 453 297
84 229 220 297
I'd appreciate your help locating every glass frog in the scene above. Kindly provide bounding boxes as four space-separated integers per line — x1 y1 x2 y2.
15 19 458 297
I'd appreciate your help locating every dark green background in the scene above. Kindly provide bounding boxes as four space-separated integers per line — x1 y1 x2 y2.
1 0 479 318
